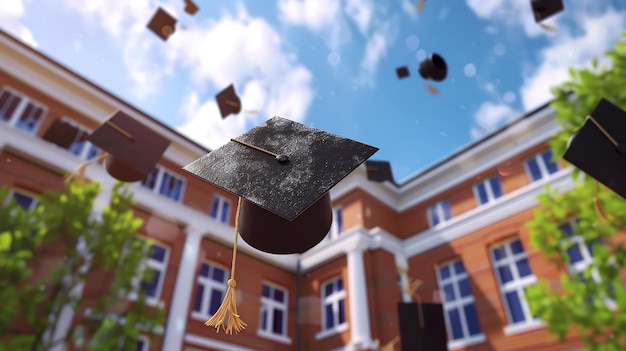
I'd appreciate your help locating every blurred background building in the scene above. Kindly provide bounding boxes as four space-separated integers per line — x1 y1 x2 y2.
0 28 600 351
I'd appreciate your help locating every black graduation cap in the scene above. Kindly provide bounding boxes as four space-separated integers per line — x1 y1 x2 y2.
531 0 564 23
87 111 171 183
147 7 177 41
396 66 410 79
42 120 84 149
419 53 447 82
216 84 242 119
564 98 626 199
365 160 395 183
397 302 448 351
182 116 379 254
184 0 199 15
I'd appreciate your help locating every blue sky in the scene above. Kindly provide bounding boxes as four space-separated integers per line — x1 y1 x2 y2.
2 0 626 181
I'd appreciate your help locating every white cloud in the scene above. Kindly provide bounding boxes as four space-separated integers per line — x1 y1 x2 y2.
359 32 387 78
344 0 374 35
277 0 341 32
0 0 38 47
401 0 418 20
520 8 626 111
470 102 519 139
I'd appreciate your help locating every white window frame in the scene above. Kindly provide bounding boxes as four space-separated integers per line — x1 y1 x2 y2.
490 238 543 335
327 207 343 240
129 240 169 307
436 259 486 349
191 261 228 321
209 194 231 224
5 189 38 210
428 199 452 228
0 86 47 135
141 166 186 202
316 276 348 340
523 149 559 182
258 282 291 344
57 117 101 161
473 175 502 206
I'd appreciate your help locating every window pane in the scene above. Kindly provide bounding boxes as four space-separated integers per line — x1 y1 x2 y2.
428 206 439 226
542 150 559 174
150 245 166 262
0 93 21 122
212 267 225 282
274 289 285 303
12 193 35 210
439 265 451 280
325 304 334 329
510 239 524 254
505 291 525 323
200 263 209 278
140 269 160 298
516 258 532 277
209 289 223 315
262 284 271 298
490 176 503 198
559 224 574 237
458 278 472 297
567 244 583 264
443 284 456 302
221 201 230 223
338 299 345 324
336 278 343 292
260 308 267 331
135 340 145 351
526 158 542 181
493 246 506 261
141 168 159 189
463 303 482 336
498 266 513 284
272 308 284 335
453 261 466 274
335 208 343 233
194 285 204 312
210 196 220 218
447 308 464 340
441 200 452 220
476 183 488 205
324 283 333 297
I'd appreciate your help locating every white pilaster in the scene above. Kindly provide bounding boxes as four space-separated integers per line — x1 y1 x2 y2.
395 254 412 303
345 239 376 351
161 228 204 351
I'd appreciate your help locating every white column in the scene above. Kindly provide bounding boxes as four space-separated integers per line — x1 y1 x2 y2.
49 188 112 351
346 239 376 350
161 228 203 351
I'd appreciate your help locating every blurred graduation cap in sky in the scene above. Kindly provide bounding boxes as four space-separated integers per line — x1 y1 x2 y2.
184 0 199 15
564 98 626 199
184 116 379 254
216 84 242 119
147 7 177 41
42 120 84 149
396 53 448 94
531 0 563 32
365 160 395 184
87 111 171 182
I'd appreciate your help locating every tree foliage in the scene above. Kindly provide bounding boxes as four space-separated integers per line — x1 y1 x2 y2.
526 32 626 350
0 181 164 351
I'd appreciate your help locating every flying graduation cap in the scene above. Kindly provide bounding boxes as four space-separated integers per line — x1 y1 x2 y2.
564 98 626 199
147 7 177 41
216 84 242 119
184 0 199 15
396 53 448 94
183 116 378 333
87 111 171 182
531 0 563 32
42 120 84 149
365 160 395 184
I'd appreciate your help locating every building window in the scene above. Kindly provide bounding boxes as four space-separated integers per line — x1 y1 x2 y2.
490 238 538 327
131 241 169 305
428 199 451 227
321 276 346 333
0 87 46 134
524 149 559 182
473 175 503 205
259 283 289 338
62 119 100 161
6 190 38 210
209 195 231 223
141 167 185 202
328 208 343 240
193 262 228 320
119 335 149 351
436 260 484 345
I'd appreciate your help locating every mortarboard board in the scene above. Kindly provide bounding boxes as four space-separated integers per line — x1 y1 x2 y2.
147 7 177 41
87 111 171 183
183 116 379 254
216 84 242 119
564 98 626 199
398 302 448 351
419 53 447 82
396 66 410 79
42 120 84 149
531 0 564 23
365 160 395 183
184 0 199 15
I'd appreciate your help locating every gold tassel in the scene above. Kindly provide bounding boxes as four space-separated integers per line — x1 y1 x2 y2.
380 336 401 351
539 22 557 33
426 83 439 95
593 181 610 224
416 0 425 12
64 152 108 186
204 197 248 334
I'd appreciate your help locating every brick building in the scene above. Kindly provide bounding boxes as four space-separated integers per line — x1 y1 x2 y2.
0 28 608 351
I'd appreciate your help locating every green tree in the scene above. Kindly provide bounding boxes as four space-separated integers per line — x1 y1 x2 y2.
525 32 626 350
0 181 164 351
